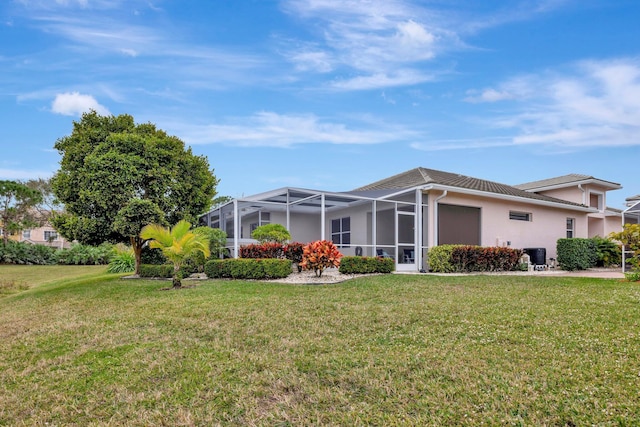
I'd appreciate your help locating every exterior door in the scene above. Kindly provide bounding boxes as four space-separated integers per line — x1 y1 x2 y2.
396 206 416 272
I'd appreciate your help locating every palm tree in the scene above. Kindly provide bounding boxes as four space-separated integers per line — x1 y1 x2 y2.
140 220 210 288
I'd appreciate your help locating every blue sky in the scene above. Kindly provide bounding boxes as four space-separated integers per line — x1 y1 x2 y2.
1 0 639 209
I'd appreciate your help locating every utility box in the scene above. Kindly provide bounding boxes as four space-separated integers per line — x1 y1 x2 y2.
523 248 546 266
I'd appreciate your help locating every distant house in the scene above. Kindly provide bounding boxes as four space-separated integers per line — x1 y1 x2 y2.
2 212 70 249
200 167 633 272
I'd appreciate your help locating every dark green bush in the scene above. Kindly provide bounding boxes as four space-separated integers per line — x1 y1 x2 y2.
141 246 166 265
56 243 113 265
203 259 228 279
591 236 621 267
339 256 395 274
261 258 294 279
0 241 58 265
556 238 598 271
204 258 291 280
138 264 174 278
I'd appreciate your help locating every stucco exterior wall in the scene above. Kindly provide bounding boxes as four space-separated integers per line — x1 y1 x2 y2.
537 187 584 205
427 191 590 260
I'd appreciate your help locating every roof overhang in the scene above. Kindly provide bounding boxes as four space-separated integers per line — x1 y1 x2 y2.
420 184 596 213
521 178 622 193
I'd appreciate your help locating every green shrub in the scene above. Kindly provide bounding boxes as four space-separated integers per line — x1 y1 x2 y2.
107 245 135 273
138 264 174 278
251 223 291 244
625 270 640 282
556 238 598 271
204 258 291 280
0 241 58 265
56 242 113 265
591 236 621 267
260 259 293 279
141 246 167 265
339 256 395 274
426 245 457 273
193 226 227 259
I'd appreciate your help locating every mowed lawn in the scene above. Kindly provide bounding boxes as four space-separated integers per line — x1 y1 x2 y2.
1 267 639 426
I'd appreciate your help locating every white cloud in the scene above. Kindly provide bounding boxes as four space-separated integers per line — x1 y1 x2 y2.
466 57 640 149
331 69 435 90
410 137 514 151
51 92 110 116
281 0 453 89
172 111 416 147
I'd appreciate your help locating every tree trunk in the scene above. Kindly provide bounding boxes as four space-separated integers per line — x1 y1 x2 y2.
172 264 182 288
132 236 143 276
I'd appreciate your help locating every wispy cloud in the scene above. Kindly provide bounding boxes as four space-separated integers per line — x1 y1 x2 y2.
281 0 455 90
51 92 110 116
170 111 417 147
411 137 515 151
464 57 640 149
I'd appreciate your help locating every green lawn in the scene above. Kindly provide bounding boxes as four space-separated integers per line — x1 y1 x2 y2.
1 268 639 425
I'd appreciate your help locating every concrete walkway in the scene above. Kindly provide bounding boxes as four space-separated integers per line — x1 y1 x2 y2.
419 267 627 279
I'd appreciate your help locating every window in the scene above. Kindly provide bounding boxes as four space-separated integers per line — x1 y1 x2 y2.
589 192 603 211
509 211 532 221
22 229 31 239
44 231 58 241
566 218 575 238
331 217 351 248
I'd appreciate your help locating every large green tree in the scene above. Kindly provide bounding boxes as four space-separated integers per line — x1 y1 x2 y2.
0 180 43 245
51 111 218 253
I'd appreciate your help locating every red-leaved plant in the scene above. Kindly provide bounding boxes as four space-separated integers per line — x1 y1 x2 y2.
300 240 343 277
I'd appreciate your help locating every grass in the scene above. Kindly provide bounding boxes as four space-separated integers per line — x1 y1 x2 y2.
1 268 639 425
0 264 109 295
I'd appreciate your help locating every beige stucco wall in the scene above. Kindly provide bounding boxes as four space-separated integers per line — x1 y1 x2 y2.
426 190 590 260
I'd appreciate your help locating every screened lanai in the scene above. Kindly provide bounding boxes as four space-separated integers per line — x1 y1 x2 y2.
199 187 429 272
622 200 640 272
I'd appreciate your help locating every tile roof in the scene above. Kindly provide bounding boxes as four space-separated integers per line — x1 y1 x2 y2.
514 174 621 190
353 167 587 207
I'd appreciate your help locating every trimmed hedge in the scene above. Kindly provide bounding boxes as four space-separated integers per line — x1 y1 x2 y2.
339 256 395 274
426 245 457 273
204 258 292 280
556 238 598 271
451 246 523 272
139 264 174 278
427 245 523 273
240 242 285 259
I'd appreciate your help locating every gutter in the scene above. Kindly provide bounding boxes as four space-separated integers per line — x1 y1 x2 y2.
422 184 596 213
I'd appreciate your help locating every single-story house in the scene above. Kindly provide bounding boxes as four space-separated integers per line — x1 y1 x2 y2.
200 167 634 272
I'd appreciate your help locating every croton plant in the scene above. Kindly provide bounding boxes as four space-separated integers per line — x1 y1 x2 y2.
300 240 343 277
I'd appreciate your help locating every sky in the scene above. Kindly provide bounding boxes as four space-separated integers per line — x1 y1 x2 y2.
1 0 639 209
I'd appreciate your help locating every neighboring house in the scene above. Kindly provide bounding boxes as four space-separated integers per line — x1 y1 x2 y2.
2 213 70 249
200 167 631 272
14 224 70 249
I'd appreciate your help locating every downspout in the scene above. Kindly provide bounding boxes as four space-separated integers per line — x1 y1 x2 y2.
432 190 448 246
578 184 586 206
321 193 326 241
286 190 290 234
